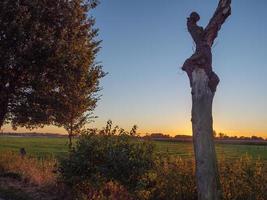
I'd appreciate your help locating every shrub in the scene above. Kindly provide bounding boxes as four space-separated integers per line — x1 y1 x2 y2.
73 180 133 200
59 128 155 198
137 156 197 200
220 155 267 200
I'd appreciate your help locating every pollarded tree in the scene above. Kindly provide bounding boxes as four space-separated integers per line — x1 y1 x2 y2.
8 0 105 148
182 0 231 199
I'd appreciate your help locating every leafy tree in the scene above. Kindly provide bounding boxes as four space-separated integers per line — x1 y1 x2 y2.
46 0 105 148
0 0 62 128
0 0 104 147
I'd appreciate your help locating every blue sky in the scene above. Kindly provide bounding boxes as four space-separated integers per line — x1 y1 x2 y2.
5 0 267 137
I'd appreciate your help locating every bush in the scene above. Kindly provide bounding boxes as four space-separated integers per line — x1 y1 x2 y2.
73 180 133 200
59 128 155 198
220 155 267 200
137 156 197 200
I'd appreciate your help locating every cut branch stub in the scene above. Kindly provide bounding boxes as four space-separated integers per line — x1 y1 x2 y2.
205 0 231 47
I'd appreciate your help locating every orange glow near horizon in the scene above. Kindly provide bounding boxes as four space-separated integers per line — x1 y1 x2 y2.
2 124 267 139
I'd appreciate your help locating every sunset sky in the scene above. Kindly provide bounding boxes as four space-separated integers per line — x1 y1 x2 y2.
3 0 267 138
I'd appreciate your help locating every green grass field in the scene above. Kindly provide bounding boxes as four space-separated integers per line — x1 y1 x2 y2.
0 136 69 158
153 140 267 161
0 136 266 161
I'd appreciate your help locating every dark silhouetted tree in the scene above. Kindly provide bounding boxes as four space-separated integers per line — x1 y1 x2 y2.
181 0 231 199
0 0 104 148
0 0 64 128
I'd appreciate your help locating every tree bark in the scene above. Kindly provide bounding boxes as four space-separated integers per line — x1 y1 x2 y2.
68 120 74 149
0 108 6 129
191 68 221 200
181 1 231 199
68 133 72 149
0 95 9 130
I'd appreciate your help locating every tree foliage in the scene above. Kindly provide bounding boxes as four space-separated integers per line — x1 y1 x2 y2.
0 0 104 142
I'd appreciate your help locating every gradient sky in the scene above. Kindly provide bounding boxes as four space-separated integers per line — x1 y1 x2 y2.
4 0 267 138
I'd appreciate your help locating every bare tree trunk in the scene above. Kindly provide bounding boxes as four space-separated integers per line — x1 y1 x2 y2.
68 130 73 149
0 98 8 130
68 120 74 149
0 111 6 130
181 1 231 199
191 68 221 200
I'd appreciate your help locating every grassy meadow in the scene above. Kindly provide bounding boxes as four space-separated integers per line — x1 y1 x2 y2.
0 136 266 162
0 135 266 200
0 136 69 158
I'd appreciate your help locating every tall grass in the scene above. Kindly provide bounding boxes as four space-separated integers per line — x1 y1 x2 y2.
0 151 56 186
137 155 267 200
220 155 267 200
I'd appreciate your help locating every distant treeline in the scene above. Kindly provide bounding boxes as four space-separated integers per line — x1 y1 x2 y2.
0 132 67 138
143 133 267 144
1 131 266 143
